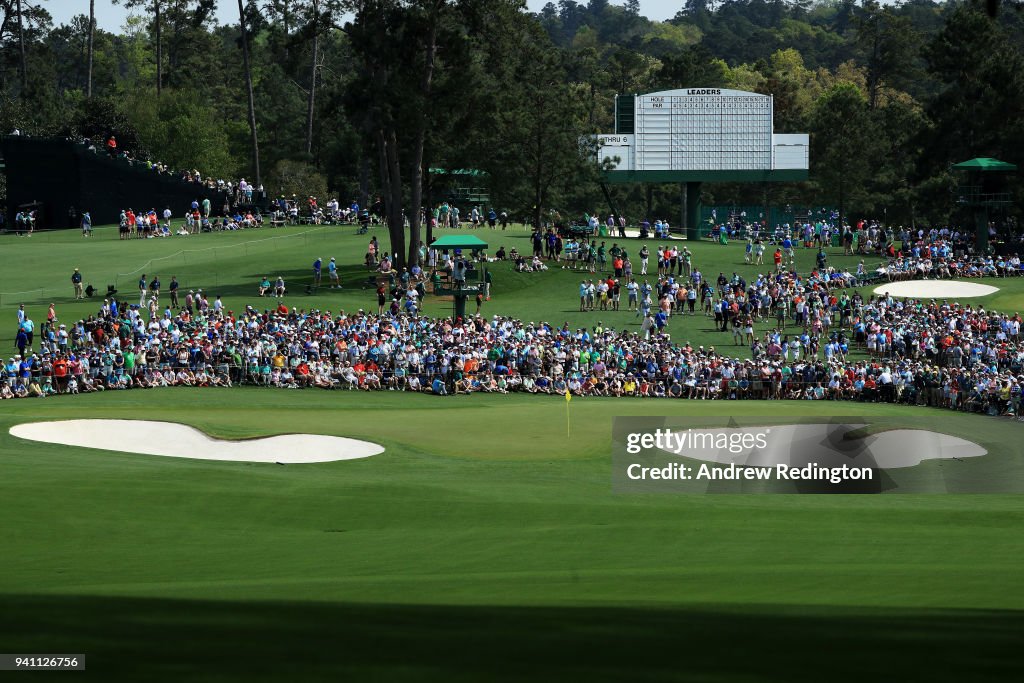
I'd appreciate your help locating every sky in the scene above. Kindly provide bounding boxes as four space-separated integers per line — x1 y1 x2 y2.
46 1 684 32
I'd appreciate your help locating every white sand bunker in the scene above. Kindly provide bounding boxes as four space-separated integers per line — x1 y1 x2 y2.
872 280 998 299
9 419 383 464
660 424 986 470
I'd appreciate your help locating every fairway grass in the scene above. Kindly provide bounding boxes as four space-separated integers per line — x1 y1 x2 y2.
1 390 1023 680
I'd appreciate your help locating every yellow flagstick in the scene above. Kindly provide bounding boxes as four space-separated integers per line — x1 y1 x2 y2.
565 386 572 437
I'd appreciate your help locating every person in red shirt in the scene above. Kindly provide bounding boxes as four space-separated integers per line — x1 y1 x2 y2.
106 135 117 156
53 357 68 393
864 376 877 401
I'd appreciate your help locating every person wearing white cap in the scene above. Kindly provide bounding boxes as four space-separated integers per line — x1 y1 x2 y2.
328 257 340 289
71 268 84 299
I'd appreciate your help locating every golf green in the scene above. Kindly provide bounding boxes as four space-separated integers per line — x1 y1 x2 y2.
0 390 1022 681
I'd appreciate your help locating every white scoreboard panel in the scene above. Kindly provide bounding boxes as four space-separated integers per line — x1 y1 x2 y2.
630 88 774 172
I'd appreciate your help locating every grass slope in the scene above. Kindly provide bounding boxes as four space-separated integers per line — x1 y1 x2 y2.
1 228 1023 680
5 224 1024 355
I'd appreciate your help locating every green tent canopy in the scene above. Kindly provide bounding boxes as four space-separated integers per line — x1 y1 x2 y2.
952 158 1018 171
429 235 489 250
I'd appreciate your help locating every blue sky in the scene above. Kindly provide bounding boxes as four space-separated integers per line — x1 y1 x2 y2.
47 1 684 32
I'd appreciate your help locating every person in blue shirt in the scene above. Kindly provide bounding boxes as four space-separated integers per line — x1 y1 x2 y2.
328 257 340 288
81 211 92 237
20 317 34 350
313 257 322 285
654 310 668 332
19 358 33 381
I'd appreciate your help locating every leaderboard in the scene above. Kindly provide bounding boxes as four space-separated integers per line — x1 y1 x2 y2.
633 88 773 171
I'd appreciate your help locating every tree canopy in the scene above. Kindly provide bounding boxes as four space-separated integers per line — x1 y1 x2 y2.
0 0 1021 251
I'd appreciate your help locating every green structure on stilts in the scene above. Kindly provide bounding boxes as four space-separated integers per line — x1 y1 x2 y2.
952 158 1017 253
429 234 489 321
597 88 809 240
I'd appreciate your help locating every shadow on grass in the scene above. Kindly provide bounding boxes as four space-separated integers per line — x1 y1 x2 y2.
0 594 1019 682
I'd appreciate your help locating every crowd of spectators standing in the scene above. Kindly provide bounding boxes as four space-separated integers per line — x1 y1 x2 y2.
711 219 1008 263
4 257 1024 418
96 134 263 206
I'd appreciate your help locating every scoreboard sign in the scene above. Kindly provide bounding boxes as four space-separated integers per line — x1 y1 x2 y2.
637 89 771 171
602 88 806 176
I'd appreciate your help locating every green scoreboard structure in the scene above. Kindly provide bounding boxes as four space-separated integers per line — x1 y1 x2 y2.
599 88 809 239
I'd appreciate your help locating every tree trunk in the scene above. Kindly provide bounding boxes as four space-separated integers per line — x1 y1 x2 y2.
376 129 392 222
407 4 440 268
762 181 770 230
533 170 543 230
305 0 319 156
379 128 407 269
838 178 845 233
387 131 407 269
283 0 291 60
868 30 880 110
589 81 596 126
424 160 433 247
16 0 26 91
87 0 95 97
408 146 424 266
238 0 261 187
155 0 162 96
532 120 543 229
536 165 544 229
359 153 370 214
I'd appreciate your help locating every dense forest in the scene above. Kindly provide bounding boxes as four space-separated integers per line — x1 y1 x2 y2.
0 0 1022 264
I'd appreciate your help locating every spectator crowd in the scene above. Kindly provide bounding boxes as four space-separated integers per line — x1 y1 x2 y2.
4 253 1024 418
